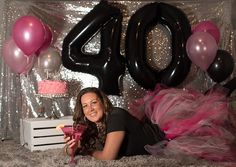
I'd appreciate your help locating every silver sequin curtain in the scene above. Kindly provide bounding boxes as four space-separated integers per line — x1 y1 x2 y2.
0 0 234 141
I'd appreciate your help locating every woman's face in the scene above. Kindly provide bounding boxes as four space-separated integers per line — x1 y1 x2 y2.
81 92 104 123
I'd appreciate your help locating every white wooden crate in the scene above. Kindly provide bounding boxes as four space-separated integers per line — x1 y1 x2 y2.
20 116 73 151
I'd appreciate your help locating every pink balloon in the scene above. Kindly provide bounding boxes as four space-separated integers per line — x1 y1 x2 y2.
2 37 36 74
12 15 45 56
192 21 220 44
37 24 53 54
186 32 218 71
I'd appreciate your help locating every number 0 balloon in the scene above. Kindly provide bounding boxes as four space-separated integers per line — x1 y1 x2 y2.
126 2 191 89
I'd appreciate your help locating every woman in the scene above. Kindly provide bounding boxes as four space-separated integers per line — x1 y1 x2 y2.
64 87 165 160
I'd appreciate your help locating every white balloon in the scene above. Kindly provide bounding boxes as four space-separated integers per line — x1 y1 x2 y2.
37 47 62 73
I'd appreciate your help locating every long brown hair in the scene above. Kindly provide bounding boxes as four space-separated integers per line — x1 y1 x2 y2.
73 87 113 155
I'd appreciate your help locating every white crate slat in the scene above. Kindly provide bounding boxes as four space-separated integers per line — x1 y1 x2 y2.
20 116 73 151
33 136 64 145
32 128 63 136
31 144 65 151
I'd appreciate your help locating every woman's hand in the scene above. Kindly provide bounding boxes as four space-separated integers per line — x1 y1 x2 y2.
64 135 81 156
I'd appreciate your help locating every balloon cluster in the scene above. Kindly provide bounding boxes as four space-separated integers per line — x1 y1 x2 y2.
186 21 234 83
2 15 61 75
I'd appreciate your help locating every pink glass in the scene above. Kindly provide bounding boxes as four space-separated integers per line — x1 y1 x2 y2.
61 124 87 164
61 126 74 136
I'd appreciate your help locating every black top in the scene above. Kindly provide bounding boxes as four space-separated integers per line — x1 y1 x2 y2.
106 107 165 157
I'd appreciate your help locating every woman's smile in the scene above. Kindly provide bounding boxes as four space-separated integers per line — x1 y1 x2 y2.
89 111 98 117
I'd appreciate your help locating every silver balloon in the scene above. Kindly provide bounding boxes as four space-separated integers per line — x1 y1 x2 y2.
37 47 62 74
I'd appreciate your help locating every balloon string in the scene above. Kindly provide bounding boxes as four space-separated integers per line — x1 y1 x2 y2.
38 57 40 69
26 57 30 76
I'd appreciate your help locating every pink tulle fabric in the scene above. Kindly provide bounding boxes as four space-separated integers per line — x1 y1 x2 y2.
129 84 236 162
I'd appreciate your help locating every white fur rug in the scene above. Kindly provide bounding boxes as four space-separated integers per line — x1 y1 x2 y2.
0 140 234 167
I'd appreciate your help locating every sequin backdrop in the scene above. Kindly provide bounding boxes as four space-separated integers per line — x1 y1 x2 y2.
0 0 234 140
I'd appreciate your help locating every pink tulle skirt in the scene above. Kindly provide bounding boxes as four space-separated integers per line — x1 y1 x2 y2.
129 84 236 162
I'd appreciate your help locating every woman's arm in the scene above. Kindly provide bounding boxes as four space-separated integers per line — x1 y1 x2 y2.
91 131 125 160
